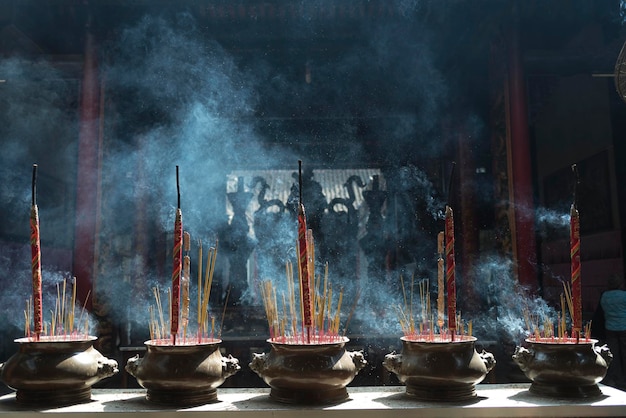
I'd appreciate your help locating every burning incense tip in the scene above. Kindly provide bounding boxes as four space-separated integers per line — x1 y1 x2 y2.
298 159 303 203
32 164 38 206
176 165 181 209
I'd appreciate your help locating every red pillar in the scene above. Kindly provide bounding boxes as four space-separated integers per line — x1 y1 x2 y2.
457 124 479 310
73 28 101 311
508 28 537 288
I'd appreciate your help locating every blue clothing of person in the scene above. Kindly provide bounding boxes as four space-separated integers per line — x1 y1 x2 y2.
601 290 626 331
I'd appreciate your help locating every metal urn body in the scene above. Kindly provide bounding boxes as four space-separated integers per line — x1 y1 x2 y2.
513 338 612 398
383 336 496 402
249 337 367 405
0 336 119 406
125 339 240 406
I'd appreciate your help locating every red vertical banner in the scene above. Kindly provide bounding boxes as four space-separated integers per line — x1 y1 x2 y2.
73 30 100 312
570 204 582 335
445 205 456 335
508 27 537 288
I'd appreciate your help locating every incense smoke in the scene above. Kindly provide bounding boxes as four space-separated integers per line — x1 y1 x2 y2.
1 4 477 346
0 245 99 338
470 254 558 344
88 8 455 332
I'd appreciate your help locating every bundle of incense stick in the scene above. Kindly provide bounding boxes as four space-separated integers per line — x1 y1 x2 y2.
148 237 222 344
260 258 345 344
521 282 592 343
23 277 91 340
395 275 473 342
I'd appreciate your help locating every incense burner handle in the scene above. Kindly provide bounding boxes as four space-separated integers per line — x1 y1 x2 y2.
382 351 402 375
97 356 119 379
348 350 367 372
512 346 532 372
479 349 496 372
125 354 142 378
595 344 613 366
249 352 267 376
222 354 241 378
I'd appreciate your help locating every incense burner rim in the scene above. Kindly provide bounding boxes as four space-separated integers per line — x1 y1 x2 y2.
266 336 349 346
143 338 222 347
400 335 477 344
524 337 598 345
14 335 97 344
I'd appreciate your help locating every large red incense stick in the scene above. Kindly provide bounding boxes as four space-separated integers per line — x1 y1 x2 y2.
445 205 456 338
445 162 456 340
171 166 183 344
570 164 582 339
436 231 445 331
30 164 43 340
297 161 313 342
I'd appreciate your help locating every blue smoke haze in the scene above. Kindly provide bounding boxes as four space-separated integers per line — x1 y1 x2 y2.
470 254 558 343
0 4 577 348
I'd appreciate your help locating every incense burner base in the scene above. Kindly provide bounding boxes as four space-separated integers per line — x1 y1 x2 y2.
249 337 367 405
125 339 240 407
528 381 602 398
513 338 612 399
384 337 496 402
269 386 349 405
15 387 92 406
146 388 218 406
0 336 119 407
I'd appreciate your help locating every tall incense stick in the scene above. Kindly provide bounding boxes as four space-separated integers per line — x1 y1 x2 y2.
445 162 456 340
297 160 313 343
30 164 43 341
171 166 183 344
570 164 582 342
436 231 445 331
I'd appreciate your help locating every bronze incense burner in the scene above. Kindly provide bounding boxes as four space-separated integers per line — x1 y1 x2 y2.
125 338 240 406
384 336 496 402
513 338 612 398
0 336 118 406
250 336 367 405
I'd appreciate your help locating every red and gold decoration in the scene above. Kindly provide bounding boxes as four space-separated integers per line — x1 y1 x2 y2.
436 231 444 331
570 164 582 341
30 164 43 341
170 166 183 345
297 161 314 342
445 204 457 339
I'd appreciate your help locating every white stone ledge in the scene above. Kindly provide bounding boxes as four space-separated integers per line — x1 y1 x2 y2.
1 384 625 418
